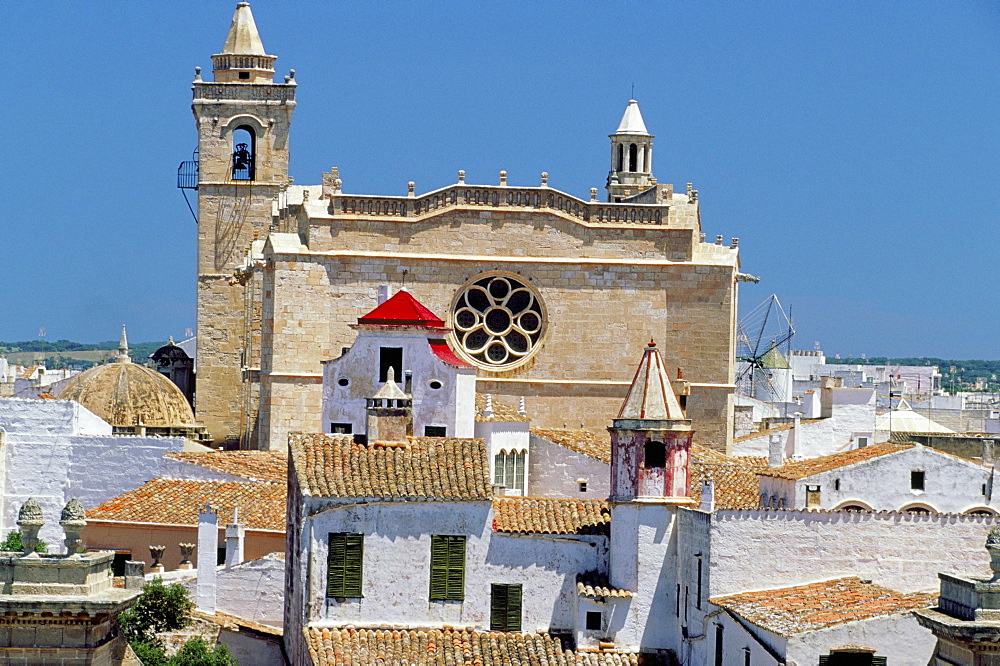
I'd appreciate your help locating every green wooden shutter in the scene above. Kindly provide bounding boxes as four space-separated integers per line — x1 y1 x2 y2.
430 535 449 600
491 584 508 630
447 536 466 600
506 584 521 631
871 658 887 666
327 533 363 598
327 533 346 597
343 533 364 597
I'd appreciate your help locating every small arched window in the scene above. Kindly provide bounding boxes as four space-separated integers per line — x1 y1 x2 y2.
617 144 624 171
644 441 666 468
628 144 638 172
232 126 256 181
494 450 526 495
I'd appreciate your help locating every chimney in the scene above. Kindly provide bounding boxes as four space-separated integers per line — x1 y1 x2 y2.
225 509 245 569
377 285 389 305
791 412 802 458
768 434 783 468
404 370 413 396
196 505 218 613
984 439 996 467
699 480 715 512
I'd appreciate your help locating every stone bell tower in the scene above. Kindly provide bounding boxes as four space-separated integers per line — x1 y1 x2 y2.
606 99 655 202
191 2 296 446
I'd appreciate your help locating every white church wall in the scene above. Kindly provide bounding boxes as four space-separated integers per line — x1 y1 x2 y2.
675 508 713 659
785 612 935 666
709 510 996 596
704 611 784 666
303 500 603 633
527 434 609 499
182 552 285 628
0 397 186 547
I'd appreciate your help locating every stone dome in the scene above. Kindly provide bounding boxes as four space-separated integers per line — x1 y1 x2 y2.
58 361 197 428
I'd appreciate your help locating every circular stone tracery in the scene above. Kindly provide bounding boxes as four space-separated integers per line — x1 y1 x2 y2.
453 274 544 368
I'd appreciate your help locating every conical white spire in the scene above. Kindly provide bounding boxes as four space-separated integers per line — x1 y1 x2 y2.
221 3 267 55
615 100 649 135
116 326 131 364
618 340 685 420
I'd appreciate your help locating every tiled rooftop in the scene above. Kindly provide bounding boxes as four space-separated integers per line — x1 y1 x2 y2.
86 479 286 531
531 428 610 464
689 444 767 510
289 433 492 501
492 498 610 535
577 572 633 599
710 577 937 637
304 627 639 665
475 394 530 423
758 443 915 480
164 450 287 482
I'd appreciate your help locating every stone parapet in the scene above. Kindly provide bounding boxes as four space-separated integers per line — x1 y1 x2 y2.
0 551 114 597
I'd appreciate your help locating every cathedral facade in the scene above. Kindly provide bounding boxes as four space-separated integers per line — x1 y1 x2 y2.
191 3 742 452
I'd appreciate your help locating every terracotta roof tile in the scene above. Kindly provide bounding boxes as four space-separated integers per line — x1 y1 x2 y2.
577 571 633 599
493 498 610 535
711 577 937 636
86 479 285 531
758 443 915 480
304 627 639 665
476 394 530 423
531 428 610 464
289 433 491 501
164 450 287 482
689 444 767 510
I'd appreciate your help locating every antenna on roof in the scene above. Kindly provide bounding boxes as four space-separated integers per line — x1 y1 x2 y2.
631 82 635 98
401 269 408 290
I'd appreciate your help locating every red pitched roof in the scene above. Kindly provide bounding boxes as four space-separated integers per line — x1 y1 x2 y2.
429 339 472 367
357 290 446 328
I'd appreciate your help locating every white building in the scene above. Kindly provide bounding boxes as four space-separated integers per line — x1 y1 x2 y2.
757 441 996 515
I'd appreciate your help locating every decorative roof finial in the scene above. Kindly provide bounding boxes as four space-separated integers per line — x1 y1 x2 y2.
60 498 86 555
518 396 527 418
987 523 1000 582
483 394 494 419
117 326 131 364
16 498 44 556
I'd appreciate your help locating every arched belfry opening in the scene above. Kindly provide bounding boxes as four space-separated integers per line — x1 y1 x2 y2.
232 126 256 181
628 144 638 172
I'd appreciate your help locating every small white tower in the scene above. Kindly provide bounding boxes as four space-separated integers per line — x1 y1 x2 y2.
607 100 656 202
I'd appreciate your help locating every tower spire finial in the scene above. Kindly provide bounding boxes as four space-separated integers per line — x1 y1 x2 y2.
211 3 276 83
117 325 131 364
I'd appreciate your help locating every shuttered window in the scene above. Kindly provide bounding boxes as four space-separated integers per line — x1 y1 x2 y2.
327 533 364 598
430 535 465 600
490 584 522 631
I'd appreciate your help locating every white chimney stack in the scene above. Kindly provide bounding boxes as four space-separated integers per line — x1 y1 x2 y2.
196 505 218 613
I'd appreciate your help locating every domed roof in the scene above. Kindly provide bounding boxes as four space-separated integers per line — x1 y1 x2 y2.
58 360 197 428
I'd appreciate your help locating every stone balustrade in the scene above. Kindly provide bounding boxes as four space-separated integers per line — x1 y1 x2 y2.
328 185 669 225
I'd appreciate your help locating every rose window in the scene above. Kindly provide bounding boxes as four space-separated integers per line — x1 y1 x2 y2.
453 275 544 367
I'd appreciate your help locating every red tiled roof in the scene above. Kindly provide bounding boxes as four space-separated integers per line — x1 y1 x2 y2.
304 627 639 665
758 443 915 480
530 428 610 464
86 479 286 531
429 339 472 368
289 433 491 501
357 290 446 328
577 572 633 599
164 450 287 482
492 498 610 535
476 394 530 423
710 577 937 636
687 444 769 510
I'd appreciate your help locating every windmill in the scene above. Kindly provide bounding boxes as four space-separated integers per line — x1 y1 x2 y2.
736 295 795 403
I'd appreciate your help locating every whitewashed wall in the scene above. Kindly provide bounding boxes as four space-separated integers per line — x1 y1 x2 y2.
183 552 285 628
477 422 530 495
528 433 609 499
0 397 186 547
786 612 935 666
708 509 996 595
301 500 604 633
758 445 996 513
322 329 476 438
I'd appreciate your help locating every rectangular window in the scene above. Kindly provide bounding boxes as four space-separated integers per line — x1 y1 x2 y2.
494 452 506 486
379 347 403 383
578 481 588 493
912 470 925 491
743 647 751 666
696 557 703 610
330 422 353 434
490 584 522 631
806 485 821 508
430 535 465 601
327 533 364 598
857 436 869 448
424 426 447 437
645 441 666 468
715 624 724 666
513 451 526 494
834 478 841 491
585 610 602 631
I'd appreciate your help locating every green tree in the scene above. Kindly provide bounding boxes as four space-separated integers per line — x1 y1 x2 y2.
171 638 237 666
0 530 47 553
119 578 195 642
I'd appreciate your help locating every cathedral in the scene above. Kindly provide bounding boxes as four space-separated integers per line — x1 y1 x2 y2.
190 3 742 452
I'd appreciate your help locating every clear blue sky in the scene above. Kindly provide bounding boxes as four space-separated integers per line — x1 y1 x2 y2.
2 1 998 358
